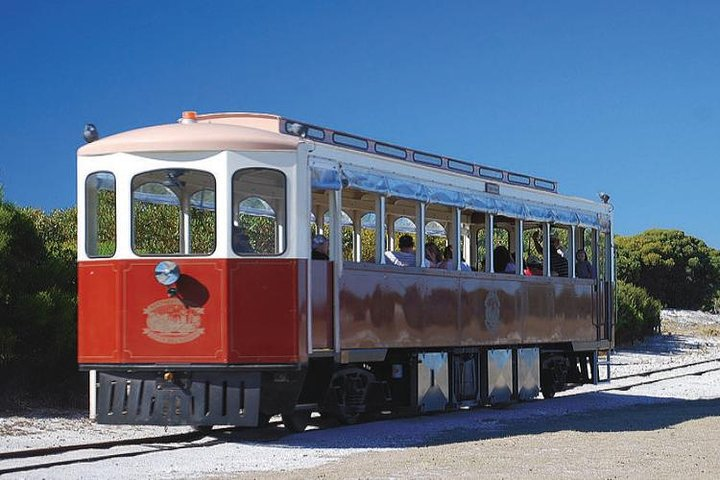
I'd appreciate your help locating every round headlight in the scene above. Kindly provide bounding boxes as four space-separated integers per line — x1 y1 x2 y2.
154 261 181 286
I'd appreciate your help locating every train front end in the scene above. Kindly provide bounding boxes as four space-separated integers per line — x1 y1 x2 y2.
76 113 309 427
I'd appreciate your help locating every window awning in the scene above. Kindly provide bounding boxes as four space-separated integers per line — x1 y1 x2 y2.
310 163 609 231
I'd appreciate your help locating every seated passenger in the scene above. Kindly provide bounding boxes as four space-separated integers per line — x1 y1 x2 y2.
493 245 516 274
312 234 329 260
524 255 543 276
232 225 254 254
385 234 418 266
425 242 446 268
575 249 595 279
443 245 471 271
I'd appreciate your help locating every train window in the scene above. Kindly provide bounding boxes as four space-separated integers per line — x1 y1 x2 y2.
524 225 570 277
318 209 355 261
477 221 513 273
386 197 419 267
393 217 417 247
598 232 608 281
190 189 216 254
573 227 596 279
581 228 595 266
131 169 216 256
467 211 486 271
85 172 116 257
522 224 544 276
233 168 286 256
491 222 513 274
360 212 377 262
338 188 374 263
341 215 355 261
551 225 571 278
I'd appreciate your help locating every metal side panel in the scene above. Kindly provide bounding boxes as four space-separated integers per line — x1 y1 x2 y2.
417 352 449 412
452 353 482 407
96 371 260 426
487 349 513 404
517 348 540 401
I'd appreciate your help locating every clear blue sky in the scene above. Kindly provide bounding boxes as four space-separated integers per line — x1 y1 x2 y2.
2 1 719 248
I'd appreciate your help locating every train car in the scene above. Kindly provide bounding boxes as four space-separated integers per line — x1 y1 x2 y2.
77 111 614 432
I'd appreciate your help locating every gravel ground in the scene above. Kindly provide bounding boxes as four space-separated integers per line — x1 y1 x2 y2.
2 310 720 479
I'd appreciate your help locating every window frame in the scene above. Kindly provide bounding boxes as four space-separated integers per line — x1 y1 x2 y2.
85 171 117 258
130 168 217 257
232 167 288 257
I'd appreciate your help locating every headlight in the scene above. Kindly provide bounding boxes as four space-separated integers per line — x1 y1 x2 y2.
154 261 181 286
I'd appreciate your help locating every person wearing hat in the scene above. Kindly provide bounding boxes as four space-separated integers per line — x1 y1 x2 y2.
312 234 329 260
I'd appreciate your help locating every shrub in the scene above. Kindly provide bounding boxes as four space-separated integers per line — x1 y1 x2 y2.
0 193 82 409
616 229 720 310
615 280 662 344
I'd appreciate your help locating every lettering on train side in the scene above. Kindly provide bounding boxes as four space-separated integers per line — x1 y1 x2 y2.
143 298 205 344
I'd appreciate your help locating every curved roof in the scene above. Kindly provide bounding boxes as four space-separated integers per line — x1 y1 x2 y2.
77 114 298 156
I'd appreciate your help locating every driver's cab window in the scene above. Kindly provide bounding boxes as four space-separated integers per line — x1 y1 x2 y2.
85 171 116 257
232 168 286 255
131 169 216 256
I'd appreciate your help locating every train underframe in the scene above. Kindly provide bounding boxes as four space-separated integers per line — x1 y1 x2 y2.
89 343 605 432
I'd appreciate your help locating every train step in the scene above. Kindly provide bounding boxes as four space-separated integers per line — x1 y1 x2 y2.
593 350 612 384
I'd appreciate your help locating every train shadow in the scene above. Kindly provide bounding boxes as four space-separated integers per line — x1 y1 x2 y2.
214 393 720 450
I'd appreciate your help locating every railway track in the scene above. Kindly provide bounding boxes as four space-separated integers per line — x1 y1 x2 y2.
0 423 287 477
2 357 720 477
598 356 720 392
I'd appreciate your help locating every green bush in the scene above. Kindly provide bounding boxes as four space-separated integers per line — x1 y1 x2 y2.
615 280 662 344
0 192 82 409
616 229 720 310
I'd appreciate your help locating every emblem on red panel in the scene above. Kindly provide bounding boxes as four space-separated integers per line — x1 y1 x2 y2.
143 298 205 344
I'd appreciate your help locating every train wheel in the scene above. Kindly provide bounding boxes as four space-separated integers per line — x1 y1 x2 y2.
540 381 556 399
540 354 568 399
282 410 311 433
327 367 373 425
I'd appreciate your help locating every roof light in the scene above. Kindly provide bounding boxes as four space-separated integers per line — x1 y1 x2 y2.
180 111 198 124
83 124 99 143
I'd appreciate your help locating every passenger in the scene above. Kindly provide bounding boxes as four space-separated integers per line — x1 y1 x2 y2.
311 234 329 260
385 234 418 267
575 249 595 279
425 242 446 268
443 245 471 271
232 225 254 254
532 231 568 277
493 245 517 274
524 255 543 276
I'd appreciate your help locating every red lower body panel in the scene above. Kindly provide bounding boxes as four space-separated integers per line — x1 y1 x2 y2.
78 259 306 365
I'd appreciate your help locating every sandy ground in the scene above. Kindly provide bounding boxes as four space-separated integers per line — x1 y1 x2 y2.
244 400 720 480
1 309 720 479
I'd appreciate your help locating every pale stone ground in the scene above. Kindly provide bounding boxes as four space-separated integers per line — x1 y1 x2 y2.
2 310 719 479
